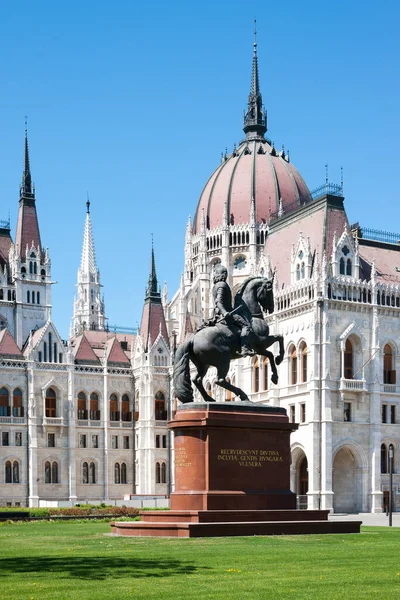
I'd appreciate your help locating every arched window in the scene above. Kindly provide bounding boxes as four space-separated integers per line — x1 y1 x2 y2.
253 357 259 392
5 461 12 483
300 343 308 382
121 462 127 484
44 460 59 483
296 264 300 281
290 346 297 385
0 387 10 417
29 261 33 274
346 259 352 276
77 391 87 420
45 388 56 418
343 339 353 379
381 444 388 474
52 461 58 484
384 344 396 384
13 461 19 483
37 291 40 304
301 262 305 279
45 461 51 483
109 393 119 421
155 462 161 484
263 358 269 390
90 392 100 420
389 444 395 474
161 462 167 483
13 388 23 417
121 394 131 421
115 463 121 484
82 462 88 484
89 462 96 484
27 290 30 303
339 257 345 275
135 391 139 421
155 391 167 420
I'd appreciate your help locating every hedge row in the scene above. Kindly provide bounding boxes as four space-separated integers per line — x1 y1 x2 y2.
0 505 139 518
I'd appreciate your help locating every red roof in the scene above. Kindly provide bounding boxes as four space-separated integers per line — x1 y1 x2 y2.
0 329 23 358
105 337 130 364
70 330 135 364
139 301 169 350
264 196 348 286
73 333 101 364
15 201 42 259
0 228 12 268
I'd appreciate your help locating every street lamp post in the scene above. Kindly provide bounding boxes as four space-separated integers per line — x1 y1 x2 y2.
389 445 394 527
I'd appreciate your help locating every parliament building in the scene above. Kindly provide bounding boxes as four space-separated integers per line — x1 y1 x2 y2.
1 33 399 512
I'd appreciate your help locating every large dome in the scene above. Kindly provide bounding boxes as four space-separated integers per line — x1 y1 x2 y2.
193 138 311 233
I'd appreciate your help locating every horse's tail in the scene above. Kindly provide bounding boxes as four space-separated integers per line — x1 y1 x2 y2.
173 338 194 404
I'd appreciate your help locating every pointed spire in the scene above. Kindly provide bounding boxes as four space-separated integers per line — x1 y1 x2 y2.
21 119 34 198
145 237 160 301
15 125 42 258
80 195 97 276
243 20 267 139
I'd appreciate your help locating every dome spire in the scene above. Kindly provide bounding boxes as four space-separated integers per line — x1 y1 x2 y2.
21 118 34 198
243 20 267 140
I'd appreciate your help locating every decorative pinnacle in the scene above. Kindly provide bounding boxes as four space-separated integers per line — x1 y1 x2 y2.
243 20 267 139
145 236 160 301
86 192 90 213
21 118 33 197
80 196 97 275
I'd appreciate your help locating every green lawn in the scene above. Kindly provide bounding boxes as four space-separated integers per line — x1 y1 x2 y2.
0 521 399 599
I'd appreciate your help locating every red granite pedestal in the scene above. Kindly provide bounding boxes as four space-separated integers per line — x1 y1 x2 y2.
112 403 361 537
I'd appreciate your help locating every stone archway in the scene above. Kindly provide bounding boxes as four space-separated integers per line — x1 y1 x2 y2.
332 447 359 513
291 448 308 509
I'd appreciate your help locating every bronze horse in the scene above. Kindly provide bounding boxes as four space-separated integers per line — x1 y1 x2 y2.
173 276 284 403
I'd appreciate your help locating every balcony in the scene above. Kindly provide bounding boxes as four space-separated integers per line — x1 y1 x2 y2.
43 416 64 427
339 378 366 392
0 416 25 424
383 384 400 394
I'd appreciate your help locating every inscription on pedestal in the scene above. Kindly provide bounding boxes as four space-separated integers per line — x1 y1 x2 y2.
175 446 192 468
217 448 284 468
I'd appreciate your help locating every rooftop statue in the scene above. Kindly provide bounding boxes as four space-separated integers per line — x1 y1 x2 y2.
173 265 284 403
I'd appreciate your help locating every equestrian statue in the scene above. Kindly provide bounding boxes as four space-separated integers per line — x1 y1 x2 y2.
173 264 284 403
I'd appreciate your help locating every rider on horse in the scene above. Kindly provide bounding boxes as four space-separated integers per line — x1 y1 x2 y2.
212 264 255 357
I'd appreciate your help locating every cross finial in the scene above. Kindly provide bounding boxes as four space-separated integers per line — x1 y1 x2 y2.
86 192 90 213
254 18 257 51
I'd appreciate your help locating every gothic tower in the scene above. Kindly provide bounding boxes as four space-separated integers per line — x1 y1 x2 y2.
10 129 51 347
72 199 105 334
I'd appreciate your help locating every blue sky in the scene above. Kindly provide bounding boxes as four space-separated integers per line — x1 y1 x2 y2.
1 1 399 338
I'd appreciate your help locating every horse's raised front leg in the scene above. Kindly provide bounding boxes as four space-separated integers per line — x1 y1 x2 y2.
215 361 249 401
192 365 215 402
262 349 279 385
274 334 285 366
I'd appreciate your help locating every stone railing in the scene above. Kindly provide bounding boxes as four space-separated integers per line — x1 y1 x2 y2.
339 378 367 392
43 417 64 427
383 384 400 394
0 416 25 424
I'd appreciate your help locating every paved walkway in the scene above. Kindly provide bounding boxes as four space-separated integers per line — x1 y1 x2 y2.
328 512 400 527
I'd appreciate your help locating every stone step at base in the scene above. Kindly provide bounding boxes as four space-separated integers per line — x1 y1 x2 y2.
111 518 361 538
